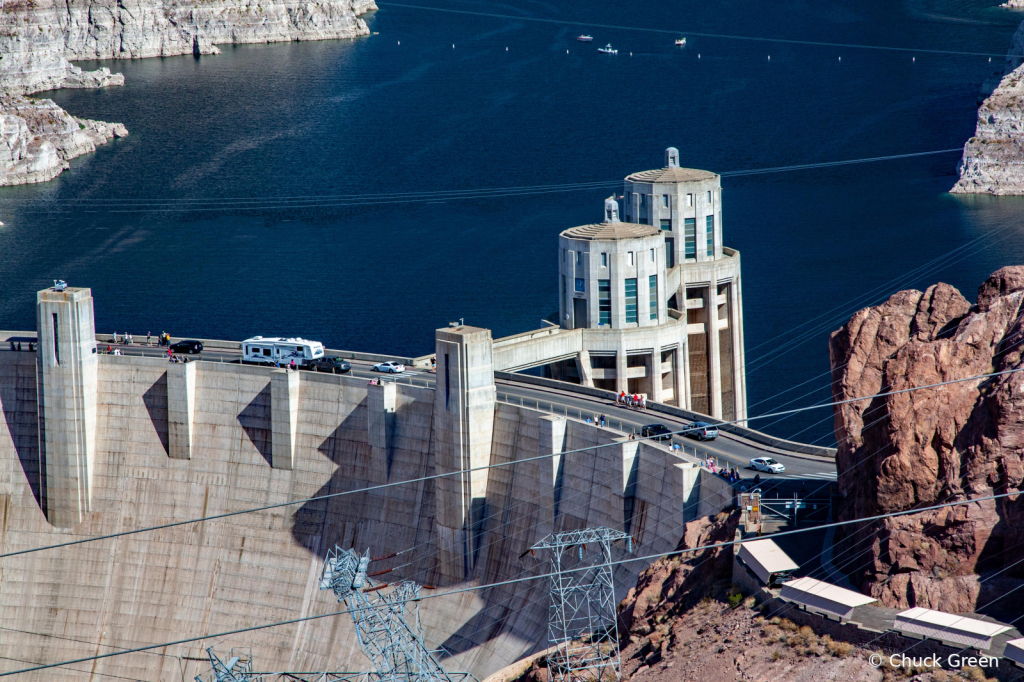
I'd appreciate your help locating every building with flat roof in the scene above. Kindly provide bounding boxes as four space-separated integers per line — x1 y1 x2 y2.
555 148 746 420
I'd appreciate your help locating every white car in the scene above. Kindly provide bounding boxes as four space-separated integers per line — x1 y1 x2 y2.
372 361 406 373
750 457 785 474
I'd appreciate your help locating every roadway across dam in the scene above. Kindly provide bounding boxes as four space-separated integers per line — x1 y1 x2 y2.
0 285 836 682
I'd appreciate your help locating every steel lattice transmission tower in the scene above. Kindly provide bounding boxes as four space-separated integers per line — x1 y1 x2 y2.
319 545 475 682
532 528 633 682
195 648 259 682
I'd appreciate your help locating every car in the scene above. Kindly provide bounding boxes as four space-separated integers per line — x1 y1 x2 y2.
372 361 406 373
684 421 719 441
640 424 673 442
306 356 351 374
169 340 204 354
749 457 786 474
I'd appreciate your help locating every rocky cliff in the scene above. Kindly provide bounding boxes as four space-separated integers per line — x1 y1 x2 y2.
952 19 1024 194
829 267 1024 616
1 94 128 185
0 0 375 185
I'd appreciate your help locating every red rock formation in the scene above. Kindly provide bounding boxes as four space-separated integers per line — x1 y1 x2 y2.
829 267 1024 615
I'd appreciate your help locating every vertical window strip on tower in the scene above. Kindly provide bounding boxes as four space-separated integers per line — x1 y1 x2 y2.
706 215 715 257
684 218 696 259
598 280 611 325
625 278 638 324
649 275 658 320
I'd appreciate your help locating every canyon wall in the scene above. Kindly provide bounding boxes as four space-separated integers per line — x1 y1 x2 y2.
0 0 375 185
952 19 1024 194
828 267 1024 616
0 349 706 681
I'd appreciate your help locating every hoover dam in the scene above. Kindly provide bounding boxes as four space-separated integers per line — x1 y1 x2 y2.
0 280 837 682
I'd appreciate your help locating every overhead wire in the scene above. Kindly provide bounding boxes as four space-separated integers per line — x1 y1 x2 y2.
3 489 1020 678
3 363 1020 562
377 3 1015 59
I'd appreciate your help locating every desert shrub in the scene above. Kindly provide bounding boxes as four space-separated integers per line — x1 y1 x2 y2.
778 618 798 632
727 592 743 608
821 635 852 658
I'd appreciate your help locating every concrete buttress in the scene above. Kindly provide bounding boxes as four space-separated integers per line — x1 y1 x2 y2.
167 361 197 459
432 325 495 581
537 414 566 523
270 369 300 470
367 380 397 483
35 286 98 528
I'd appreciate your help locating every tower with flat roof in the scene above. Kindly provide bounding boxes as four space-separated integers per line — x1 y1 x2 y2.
557 148 746 421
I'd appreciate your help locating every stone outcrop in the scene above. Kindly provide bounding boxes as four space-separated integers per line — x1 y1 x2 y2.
829 267 1024 616
952 19 1024 194
0 0 375 185
1 94 128 186
0 0 376 95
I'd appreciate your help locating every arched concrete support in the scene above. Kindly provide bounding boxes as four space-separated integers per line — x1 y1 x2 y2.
36 285 97 528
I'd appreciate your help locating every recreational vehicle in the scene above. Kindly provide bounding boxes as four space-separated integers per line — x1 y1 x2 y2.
242 336 325 367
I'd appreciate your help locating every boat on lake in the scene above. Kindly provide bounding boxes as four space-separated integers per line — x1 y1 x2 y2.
675 37 687 46
577 35 593 42
598 44 618 54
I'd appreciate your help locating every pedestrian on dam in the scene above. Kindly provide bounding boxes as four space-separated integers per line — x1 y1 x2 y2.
127 333 133 345
147 332 151 345
600 414 606 427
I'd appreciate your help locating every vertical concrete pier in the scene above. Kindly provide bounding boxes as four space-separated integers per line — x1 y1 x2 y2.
432 325 495 581
270 369 300 470
167 362 197 460
36 285 98 528
367 380 397 483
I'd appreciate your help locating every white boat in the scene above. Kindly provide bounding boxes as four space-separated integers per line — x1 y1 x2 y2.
577 35 593 42
675 37 687 46
598 43 617 54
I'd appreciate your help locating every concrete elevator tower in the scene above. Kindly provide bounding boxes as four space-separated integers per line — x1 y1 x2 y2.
558 148 746 421
36 285 99 527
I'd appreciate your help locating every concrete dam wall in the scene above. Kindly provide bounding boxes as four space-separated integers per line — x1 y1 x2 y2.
0 288 727 682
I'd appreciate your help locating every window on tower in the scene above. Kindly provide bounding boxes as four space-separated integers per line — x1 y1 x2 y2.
706 215 715 256
684 218 696 259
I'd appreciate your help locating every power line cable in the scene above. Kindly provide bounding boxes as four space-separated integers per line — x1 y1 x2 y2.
3 364 1017 562
3 489 1019 678
378 3 1014 59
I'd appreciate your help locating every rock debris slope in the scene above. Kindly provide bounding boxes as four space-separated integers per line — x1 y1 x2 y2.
0 0 375 185
829 267 1024 615
953 18 1024 194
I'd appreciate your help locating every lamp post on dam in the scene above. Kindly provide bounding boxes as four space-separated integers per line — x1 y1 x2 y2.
555 148 746 421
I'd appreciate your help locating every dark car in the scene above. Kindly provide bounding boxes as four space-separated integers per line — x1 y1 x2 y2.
306 356 352 374
684 421 719 441
169 340 204 354
640 423 673 442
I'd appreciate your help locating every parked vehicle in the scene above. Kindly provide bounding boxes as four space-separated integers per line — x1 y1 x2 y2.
684 421 718 441
640 424 673 442
749 457 786 474
170 340 204 354
242 336 325 367
372 361 406 373
307 357 351 374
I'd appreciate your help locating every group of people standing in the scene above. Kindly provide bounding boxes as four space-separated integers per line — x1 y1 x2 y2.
617 391 647 409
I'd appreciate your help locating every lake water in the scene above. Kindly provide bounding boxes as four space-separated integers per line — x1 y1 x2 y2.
2 0 1023 444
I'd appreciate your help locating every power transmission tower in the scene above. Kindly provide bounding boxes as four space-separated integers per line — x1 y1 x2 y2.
195 647 258 682
319 546 476 682
532 528 633 682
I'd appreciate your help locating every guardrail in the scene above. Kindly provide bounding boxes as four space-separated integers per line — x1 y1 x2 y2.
494 371 837 458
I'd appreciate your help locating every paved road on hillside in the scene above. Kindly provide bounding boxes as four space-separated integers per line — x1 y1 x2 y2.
40 340 838 494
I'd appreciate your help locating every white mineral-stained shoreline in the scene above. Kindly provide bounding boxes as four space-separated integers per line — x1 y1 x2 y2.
0 0 376 186
952 18 1024 194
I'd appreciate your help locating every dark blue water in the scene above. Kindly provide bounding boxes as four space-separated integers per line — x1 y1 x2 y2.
2 0 1024 444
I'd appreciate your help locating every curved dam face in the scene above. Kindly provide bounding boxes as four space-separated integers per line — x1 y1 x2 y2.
0 288 730 681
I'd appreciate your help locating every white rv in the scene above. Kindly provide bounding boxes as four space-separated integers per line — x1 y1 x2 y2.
242 336 325 367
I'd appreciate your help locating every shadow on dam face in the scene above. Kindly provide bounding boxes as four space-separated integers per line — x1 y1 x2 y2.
238 384 272 466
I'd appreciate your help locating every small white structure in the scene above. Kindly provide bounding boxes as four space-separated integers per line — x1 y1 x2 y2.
894 607 1012 650
242 336 325 366
779 577 877 620
1004 637 1024 666
735 538 799 586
